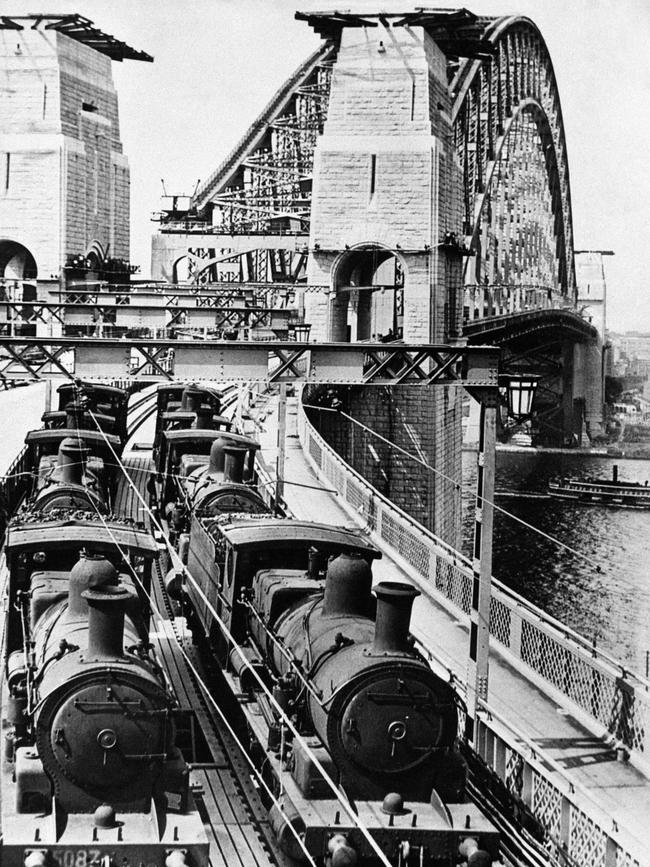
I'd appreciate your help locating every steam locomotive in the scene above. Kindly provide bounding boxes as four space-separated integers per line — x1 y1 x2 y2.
0 381 208 867
153 385 500 866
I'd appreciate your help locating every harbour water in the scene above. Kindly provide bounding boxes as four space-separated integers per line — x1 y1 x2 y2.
463 449 650 675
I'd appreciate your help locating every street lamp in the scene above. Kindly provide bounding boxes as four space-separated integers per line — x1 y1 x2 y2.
505 374 538 420
466 373 536 742
293 323 312 342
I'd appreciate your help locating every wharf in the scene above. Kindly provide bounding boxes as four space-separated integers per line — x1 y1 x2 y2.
253 393 650 858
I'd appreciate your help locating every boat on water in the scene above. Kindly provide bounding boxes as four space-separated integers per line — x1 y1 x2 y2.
548 464 650 508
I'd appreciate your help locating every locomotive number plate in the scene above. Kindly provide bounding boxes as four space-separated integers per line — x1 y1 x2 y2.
51 850 103 867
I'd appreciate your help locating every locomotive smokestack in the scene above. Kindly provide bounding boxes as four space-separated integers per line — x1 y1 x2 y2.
223 445 247 483
193 405 214 430
181 384 203 413
58 436 90 485
65 400 85 430
322 552 373 617
308 547 326 580
207 435 229 475
372 581 419 655
68 551 118 617
82 584 133 659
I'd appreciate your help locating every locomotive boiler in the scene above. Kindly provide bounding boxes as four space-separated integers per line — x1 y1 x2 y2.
183 515 499 866
249 551 462 803
24 393 126 515
1 515 208 867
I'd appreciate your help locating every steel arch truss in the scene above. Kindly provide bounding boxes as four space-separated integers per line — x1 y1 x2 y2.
452 17 575 298
169 42 337 239
157 14 577 299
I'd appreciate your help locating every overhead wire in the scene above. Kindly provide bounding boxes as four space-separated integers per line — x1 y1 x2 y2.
76 404 320 867
83 402 393 867
302 402 617 578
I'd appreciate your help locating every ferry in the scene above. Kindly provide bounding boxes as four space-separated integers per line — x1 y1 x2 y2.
548 464 650 508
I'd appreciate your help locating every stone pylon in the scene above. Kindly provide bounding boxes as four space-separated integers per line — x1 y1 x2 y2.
304 22 464 545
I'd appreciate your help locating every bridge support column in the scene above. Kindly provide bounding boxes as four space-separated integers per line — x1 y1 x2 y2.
563 339 605 445
561 341 581 446
303 20 463 545
583 339 605 440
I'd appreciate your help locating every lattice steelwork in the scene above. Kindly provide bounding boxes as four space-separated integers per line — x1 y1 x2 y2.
160 12 576 299
452 17 576 297
189 45 336 236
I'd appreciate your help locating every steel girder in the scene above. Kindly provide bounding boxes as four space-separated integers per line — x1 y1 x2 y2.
452 17 576 299
0 337 499 388
464 307 597 345
157 14 576 307
0 300 296 336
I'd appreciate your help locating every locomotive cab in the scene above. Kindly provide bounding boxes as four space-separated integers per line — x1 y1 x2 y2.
182 516 500 865
56 382 130 444
153 383 222 460
25 428 122 512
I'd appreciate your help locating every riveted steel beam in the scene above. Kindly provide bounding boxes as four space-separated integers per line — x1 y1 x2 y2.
0 337 499 388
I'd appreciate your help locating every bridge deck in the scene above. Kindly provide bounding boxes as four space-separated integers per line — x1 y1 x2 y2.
253 393 648 855
110 438 279 867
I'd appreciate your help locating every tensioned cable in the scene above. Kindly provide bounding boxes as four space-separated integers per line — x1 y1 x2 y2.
302 403 615 576
75 410 319 867
84 404 393 867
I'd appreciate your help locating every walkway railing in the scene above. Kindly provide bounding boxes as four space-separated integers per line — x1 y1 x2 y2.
298 401 650 764
298 400 645 866
473 702 643 867
0 445 31 547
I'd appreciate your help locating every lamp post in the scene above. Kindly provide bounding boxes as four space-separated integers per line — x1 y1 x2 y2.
293 322 312 342
465 389 498 742
465 374 537 743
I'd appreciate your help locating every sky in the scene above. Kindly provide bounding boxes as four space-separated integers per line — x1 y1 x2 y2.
6 0 650 331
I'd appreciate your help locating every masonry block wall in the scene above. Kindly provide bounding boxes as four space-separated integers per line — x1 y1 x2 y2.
0 27 129 280
304 24 463 545
309 383 462 543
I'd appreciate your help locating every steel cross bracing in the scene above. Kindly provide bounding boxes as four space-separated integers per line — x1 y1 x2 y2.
452 18 576 298
54 284 305 307
0 336 498 388
0 300 298 335
158 15 576 305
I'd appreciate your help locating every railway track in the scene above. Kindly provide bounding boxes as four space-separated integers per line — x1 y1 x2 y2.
116 387 287 867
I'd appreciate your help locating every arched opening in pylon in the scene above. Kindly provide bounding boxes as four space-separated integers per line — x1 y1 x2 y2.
0 239 37 281
173 255 191 283
0 239 38 302
330 245 404 343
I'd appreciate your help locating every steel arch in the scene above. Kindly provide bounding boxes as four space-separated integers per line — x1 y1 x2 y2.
452 16 575 298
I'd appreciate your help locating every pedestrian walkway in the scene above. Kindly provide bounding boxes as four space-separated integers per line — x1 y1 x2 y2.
253 393 650 855
0 382 47 473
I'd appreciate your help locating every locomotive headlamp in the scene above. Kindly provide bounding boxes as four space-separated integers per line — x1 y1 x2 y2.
24 852 47 867
165 850 188 867
327 834 357 867
459 837 492 866
32 551 46 564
